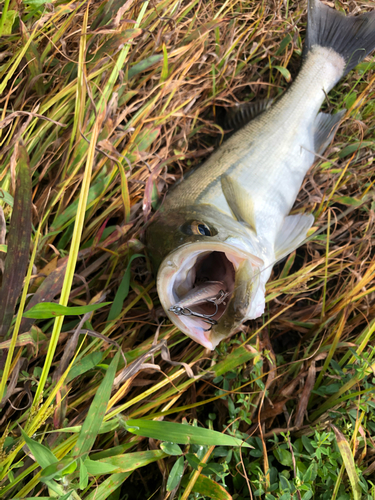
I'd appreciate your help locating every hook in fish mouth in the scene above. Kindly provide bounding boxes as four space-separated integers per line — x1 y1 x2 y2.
169 287 229 330
158 241 264 349
169 305 218 330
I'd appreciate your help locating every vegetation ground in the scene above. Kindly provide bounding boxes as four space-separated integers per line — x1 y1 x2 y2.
1 0 375 498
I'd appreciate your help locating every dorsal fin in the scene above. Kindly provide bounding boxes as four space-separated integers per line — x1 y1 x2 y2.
314 110 345 155
221 174 257 233
223 99 273 132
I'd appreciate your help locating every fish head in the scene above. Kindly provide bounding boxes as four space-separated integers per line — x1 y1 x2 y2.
146 205 268 349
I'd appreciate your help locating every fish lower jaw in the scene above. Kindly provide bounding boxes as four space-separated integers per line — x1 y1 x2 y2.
157 241 264 349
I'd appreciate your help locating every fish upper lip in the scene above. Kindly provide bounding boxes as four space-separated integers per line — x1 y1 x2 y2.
161 241 260 270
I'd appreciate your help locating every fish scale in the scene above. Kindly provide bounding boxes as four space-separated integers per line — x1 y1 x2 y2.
146 0 375 350
165 47 344 241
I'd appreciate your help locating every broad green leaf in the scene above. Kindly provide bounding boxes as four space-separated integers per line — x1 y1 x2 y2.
43 479 68 497
279 475 291 491
40 457 77 482
84 472 131 500
23 301 111 319
338 141 373 158
303 462 318 482
274 65 291 82
274 448 293 467
344 92 357 109
127 55 162 79
20 429 58 469
160 442 183 456
135 127 160 152
50 175 108 230
0 244 7 253
276 34 292 55
0 189 14 206
280 251 296 279
73 350 120 458
0 327 46 350
84 459 119 475
108 254 144 321
67 351 104 382
186 452 203 470
2 10 17 35
301 490 313 500
167 456 184 492
86 450 166 474
79 458 89 490
332 425 361 500
90 443 136 461
301 436 314 454
211 345 256 377
0 145 32 337
333 196 362 206
192 474 233 499
57 418 119 435
356 61 375 72
24 0 49 7
124 419 252 448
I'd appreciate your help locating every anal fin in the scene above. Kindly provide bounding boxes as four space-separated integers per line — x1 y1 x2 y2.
314 109 345 155
275 213 314 262
221 174 257 233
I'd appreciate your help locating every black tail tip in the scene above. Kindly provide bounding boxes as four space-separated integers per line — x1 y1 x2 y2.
304 0 375 75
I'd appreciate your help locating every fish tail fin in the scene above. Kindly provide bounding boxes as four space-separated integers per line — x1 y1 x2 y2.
304 0 375 76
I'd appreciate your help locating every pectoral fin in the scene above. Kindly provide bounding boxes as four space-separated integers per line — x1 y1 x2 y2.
275 213 314 261
314 110 345 155
221 174 257 233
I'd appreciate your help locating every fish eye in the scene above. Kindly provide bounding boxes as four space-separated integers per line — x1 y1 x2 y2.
193 222 212 236
180 221 217 237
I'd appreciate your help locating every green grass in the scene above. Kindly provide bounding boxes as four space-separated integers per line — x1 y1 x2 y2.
1 0 375 499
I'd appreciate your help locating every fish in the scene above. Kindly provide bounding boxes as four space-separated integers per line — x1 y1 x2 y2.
146 0 375 350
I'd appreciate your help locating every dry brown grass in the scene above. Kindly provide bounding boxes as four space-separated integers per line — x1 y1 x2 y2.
1 0 375 498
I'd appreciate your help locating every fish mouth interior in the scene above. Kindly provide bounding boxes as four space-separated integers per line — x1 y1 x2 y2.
164 247 247 338
174 251 236 321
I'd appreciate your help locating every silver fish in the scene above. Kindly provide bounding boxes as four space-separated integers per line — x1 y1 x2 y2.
146 0 375 349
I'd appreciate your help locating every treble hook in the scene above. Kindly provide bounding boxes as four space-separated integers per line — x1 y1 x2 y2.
169 302 219 330
169 288 229 332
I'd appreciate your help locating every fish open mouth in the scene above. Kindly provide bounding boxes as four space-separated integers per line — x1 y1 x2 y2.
171 251 236 323
158 242 263 349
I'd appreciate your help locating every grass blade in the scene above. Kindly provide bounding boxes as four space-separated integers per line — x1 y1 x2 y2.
124 419 252 447
32 113 104 407
72 350 120 458
0 143 31 338
23 301 111 319
192 475 233 499
332 424 361 500
86 450 167 474
84 472 131 500
20 429 58 469
107 253 144 321
167 456 184 491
